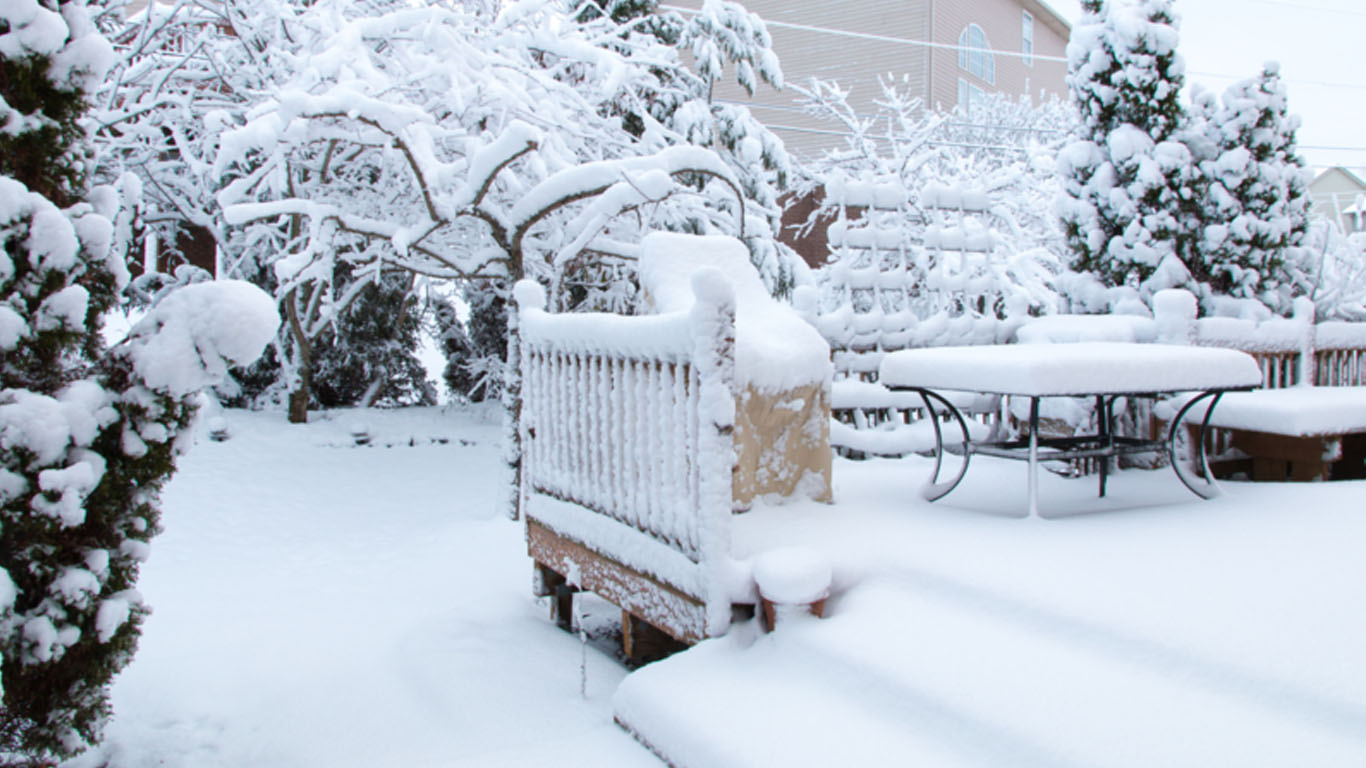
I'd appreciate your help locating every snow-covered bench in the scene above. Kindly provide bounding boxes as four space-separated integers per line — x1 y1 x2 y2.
515 274 740 655
514 233 834 659
1169 297 1366 481
1199 388 1366 481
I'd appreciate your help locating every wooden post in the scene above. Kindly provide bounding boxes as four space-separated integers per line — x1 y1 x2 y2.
621 610 684 665
1293 297 1316 387
689 269 737 638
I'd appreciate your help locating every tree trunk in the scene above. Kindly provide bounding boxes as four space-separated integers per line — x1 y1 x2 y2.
288 384 309 424
286 284 314 424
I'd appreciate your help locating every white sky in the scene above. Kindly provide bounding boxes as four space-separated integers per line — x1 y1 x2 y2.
1047 0 1366 173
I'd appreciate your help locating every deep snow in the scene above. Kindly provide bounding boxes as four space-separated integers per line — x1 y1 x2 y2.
64 404 1366 767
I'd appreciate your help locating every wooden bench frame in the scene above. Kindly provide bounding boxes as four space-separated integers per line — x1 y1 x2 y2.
514 275 738 660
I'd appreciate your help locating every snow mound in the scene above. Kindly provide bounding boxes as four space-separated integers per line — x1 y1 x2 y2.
639 232 831 393
128 281 280 396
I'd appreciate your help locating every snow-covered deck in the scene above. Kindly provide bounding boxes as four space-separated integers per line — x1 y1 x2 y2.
616 456 1366 767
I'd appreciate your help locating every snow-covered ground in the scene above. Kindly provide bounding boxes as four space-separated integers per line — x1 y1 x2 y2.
69 405 1366 767
68 406 658 768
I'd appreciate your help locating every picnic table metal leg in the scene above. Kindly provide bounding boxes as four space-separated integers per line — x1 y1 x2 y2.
917 389 974 502
1028 397 1040 517
1167 391 1225 499
1096 395 1109 498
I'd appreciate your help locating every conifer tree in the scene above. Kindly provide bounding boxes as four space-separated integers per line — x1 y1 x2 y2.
1196 63 1310 298
0 2 275 761
1058 0 1199 289
309 266 434 409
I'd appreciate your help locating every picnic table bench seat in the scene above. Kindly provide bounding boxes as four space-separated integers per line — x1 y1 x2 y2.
1198 386 1366 481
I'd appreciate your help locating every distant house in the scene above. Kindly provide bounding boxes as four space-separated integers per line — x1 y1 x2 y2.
676 0 1072 160
1309 166 1366 234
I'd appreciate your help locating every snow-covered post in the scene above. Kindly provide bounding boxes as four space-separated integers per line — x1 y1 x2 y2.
507 280 548 521
1293 296 1316 386
1154 289 1198 346
688 268 737 637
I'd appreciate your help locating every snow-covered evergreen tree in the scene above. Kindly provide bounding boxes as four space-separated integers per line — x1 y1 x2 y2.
1195 63 1310 298
433 281 508 403
309 267 434 409
0 1 276 761
1057 0 1199 291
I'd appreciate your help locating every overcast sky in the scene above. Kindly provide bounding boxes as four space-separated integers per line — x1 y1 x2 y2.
1047 0 1366 173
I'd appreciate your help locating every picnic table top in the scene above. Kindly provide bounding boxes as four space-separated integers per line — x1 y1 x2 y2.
880 342 1264 397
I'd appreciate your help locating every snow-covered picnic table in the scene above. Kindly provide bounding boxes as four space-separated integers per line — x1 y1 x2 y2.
879 343 1264 516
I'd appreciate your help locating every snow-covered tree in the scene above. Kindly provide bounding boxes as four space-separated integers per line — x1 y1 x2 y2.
432 281 509 403
1057 0 1199 292
309 267 434 409
0 1 277 761
1273 220 1366 321
98 0 795 423
1194 63 1310 298
792 80 1073 345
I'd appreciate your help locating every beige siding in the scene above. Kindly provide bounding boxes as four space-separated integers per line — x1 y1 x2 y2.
1309 167 1366 232
930 0 1069 111
678 0 930 160
672 1 1069 159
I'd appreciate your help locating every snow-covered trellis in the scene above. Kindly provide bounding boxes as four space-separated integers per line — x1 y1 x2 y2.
515 273 739 645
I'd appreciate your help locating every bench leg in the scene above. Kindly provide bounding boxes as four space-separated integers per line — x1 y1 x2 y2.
621 610 685 666
534 563 578 631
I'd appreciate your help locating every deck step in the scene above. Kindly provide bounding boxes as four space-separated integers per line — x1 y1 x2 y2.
614 571 1366 768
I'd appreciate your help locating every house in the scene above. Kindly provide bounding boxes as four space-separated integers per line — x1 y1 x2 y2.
1309 166 1366 234
676 0 1072 160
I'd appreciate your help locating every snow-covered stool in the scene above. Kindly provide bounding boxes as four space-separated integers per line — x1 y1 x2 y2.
752 547 832 631
1197 387 1366 481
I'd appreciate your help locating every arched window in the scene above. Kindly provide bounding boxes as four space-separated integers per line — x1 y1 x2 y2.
957 23 995 85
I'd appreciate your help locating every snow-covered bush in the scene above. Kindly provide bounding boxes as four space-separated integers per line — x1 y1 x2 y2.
0 2 277 760
1273 220 1366 321
1191 64 1310 299
792 81 1072 347
1058 0 1198 292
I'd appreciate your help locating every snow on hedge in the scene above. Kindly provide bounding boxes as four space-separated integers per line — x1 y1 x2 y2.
125 281 280 397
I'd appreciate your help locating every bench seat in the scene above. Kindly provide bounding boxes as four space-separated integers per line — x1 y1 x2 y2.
1205 387 1366 437
1200 387 1366 481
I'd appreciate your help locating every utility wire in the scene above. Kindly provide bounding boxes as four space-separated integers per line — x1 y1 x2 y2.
725 99 1366 158
664 3 1366 92
1245 0 1366 18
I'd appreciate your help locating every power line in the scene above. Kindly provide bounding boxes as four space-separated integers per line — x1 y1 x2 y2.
663 4 1065 64
664 4 1366 92
1245 0 1366 18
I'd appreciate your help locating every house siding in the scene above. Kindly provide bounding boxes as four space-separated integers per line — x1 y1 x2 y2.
930 0 1069 111
683 0 931 160
1309 167 1366 233
673 0 1069 158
